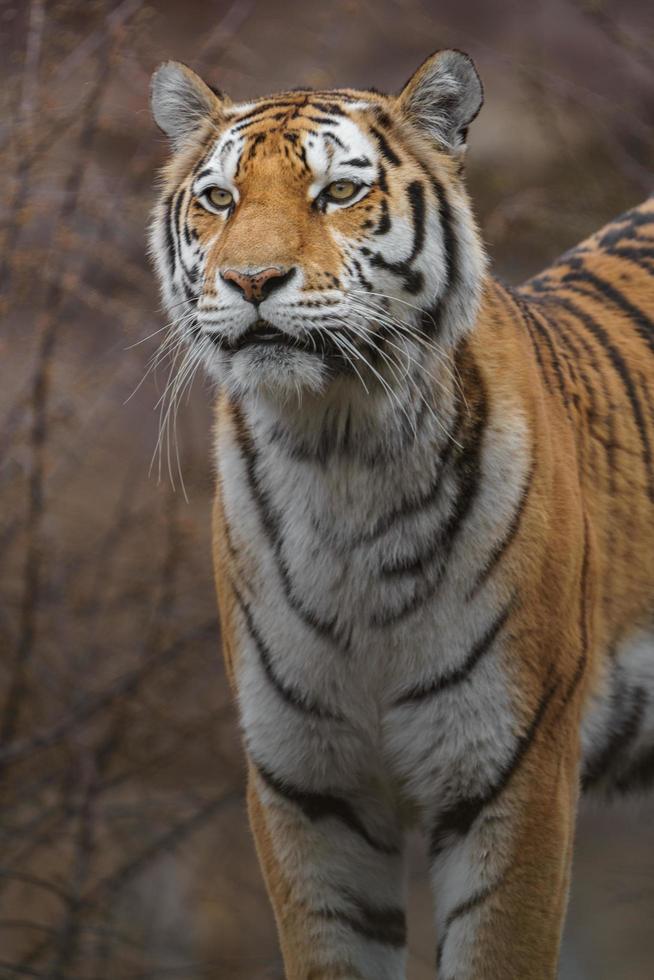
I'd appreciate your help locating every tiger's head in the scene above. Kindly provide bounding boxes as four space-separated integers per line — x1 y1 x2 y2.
149 50 486 407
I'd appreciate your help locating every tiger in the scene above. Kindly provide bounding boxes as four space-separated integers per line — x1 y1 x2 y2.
148 49 654 980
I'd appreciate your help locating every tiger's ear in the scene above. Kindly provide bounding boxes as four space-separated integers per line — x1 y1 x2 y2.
150 61 226 149
398 49 483 152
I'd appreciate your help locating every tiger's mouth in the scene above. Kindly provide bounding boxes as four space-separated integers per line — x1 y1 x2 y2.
207 319 346 363
235 320 298 350
215 319 323 355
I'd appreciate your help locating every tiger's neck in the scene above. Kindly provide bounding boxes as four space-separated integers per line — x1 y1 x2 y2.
237 276 503 460
238 340 462 471
225 284 507 546
218 275 536 599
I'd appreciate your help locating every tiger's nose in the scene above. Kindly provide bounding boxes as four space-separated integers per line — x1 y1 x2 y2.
220 266 295 304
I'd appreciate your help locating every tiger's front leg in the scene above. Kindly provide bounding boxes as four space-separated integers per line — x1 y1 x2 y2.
428 685 580 980
247 761 408 980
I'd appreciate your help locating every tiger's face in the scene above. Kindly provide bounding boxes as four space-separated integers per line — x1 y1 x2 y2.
150 51 486 403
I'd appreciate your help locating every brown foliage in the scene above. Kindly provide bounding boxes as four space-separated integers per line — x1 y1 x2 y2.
1 1 652 977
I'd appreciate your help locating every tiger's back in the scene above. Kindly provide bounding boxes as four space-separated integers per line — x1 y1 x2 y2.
520 198 654 795
524 201 654 635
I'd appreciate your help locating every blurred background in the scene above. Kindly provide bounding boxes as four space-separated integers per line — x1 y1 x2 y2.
1 0 653 976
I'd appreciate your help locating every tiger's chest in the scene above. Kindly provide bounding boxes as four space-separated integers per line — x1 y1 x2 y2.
216 410 530 809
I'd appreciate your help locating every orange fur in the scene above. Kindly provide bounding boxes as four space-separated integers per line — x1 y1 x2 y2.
151 55 654 980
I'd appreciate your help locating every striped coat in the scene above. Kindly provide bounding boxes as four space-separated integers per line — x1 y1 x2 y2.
150 50 654 980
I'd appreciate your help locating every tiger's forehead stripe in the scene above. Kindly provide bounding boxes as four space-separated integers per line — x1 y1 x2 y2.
221 94 375 143
224 94 370 123
194 95 379 194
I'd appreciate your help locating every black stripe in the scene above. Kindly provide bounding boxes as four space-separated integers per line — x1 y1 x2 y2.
396 171 459 341
430 673 558 857
284 132 310 172
183 217 194 248
182 282 198 311
436 874 507 970
428 175 457 300
236 100 298 120
393 599 514 707
355 394 464 547
184 262 199 283
351 256 373 292
374 198 391 236
370 125 401 166
317 902 406 947
305 114 342 126
310 100 348 117
170 185 187 277
255 762 400 855
230 100 297 126
176 188 201 286
598 205 654 248
188 128 221 178
360 247 424 295
533 295 619 488
231 111 289 138
606 244 654 274
548 295 654 501
341 155 372 167
468 452 535 598
371 106 393 128
218 492 240 568
292 138 310 173
287 89 361 102
420 294 445 338
530 302 579 407
562 262 654 357
639 367 654 437
501 283 551 391
265 399 392 467
510 288 570 407
555 645 588 724
443 874 506 930
231 580 341 720
582 683 647 790
371 358 487 627
387 153 459 339
370 580 426 629
534 299 602 422
406 181 426 262
551 514 591 725
232 405 345 645
163 191 177 276
379 357 487 580
534 297 596 395
322 130 346 150
246 131 267 159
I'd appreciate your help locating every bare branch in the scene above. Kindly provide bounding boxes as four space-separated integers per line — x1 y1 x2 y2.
0 622 216 766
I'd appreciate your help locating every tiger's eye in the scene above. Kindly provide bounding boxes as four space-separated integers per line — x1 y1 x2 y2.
326 180 358 202
207 187 234 209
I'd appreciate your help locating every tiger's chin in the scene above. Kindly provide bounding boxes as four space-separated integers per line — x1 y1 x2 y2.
212 344 333 403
